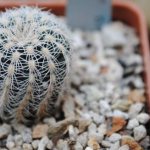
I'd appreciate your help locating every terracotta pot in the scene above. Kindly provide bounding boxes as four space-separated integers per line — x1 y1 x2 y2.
0 0 150 112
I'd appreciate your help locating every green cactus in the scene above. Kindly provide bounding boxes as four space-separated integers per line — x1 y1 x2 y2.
0 7 71 124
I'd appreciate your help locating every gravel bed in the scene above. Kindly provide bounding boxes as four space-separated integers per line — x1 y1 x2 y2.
0 22 150 150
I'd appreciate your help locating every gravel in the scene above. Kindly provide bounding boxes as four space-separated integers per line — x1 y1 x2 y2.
0 21 150 149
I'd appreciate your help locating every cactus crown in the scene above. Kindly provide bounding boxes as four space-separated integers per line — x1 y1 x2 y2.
0 7 71 124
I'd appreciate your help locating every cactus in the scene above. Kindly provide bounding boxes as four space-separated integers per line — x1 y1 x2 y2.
0 7 71 124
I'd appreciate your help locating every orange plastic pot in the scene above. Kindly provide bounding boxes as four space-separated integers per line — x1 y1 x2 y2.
0 0 150 112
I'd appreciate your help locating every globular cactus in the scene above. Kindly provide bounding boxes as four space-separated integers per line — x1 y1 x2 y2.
0 7 71 124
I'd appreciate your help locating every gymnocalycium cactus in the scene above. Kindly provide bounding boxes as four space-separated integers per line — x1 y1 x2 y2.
0 7 71 124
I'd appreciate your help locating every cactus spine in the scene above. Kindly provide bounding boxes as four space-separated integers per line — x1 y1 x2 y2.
0 7 71 124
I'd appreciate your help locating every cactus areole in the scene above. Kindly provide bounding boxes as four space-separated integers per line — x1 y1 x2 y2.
0 7 71 124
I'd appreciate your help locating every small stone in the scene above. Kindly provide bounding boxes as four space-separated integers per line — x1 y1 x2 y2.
32 140 39 149
107 117 126 136
43 117 56 125
14 134 23 146
74 142 83 150
113 110 129 119
99 100 111 115
121 135 143 150
108 133 122 142
0 124 11 139
46 140 53 149
128 103 144 118
11 147 22 150
88 138 100 150
90 111 104 125
136 113 150 124
110 141 120 150
119 145 129 150
77 132 88 147
78 119 91 133
134 125 147 141
88 123 97 134
128 90 145 103
127 118 139 129
68 125 76 140
38 136 49 150
63 96 75 118
6 141 15 149
97 124 107 136
85 147 93 150
22 143 33 150
56 139 69 150
101 140 111 148
32 124 49 139
112 100 132 111
22 129 32 143
140 136 150 150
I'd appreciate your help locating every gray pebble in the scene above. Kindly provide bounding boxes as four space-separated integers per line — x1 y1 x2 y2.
134 125 147 141
127 118 139 129
108 133 122 142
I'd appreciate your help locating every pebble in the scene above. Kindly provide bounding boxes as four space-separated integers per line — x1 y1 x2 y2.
85 147 93 150
128 103 144 118
101 140 111 148
113 110 129 119
121 135 143 150
108 133 122 142
133 125 147 141
22 143 33 150
14 134 23 146
22 129 32 143
77 132 88 147
46 140 53 149
32 124 49 139
90 111 104 125
56 139 69 150
118 145 130 150
87 138 100 150
127 118 139 129
136 113 150 124
6 141 15 149
0 124 11 139
38 136 49 150
99 100 111 115
109 141 120 150
32 140 39 149
74 142 83 150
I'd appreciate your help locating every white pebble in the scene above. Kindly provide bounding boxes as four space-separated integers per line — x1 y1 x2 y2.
129 103 144 118
127 118 139 129
22 143 33 150
32 140 39 149
85 147 93 150
134 125 147 141
119 145 130 150
38 136 49 150
74 142 83 150
6 141 15 149
99 100 111 115
113 109 129 119
46 140 53 149
101 140 111 148
137 113 150 124
77 132 88 147
108 133 122 142
110 141 120 150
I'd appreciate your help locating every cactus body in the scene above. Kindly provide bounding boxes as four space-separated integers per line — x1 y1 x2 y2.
0 7 71 124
